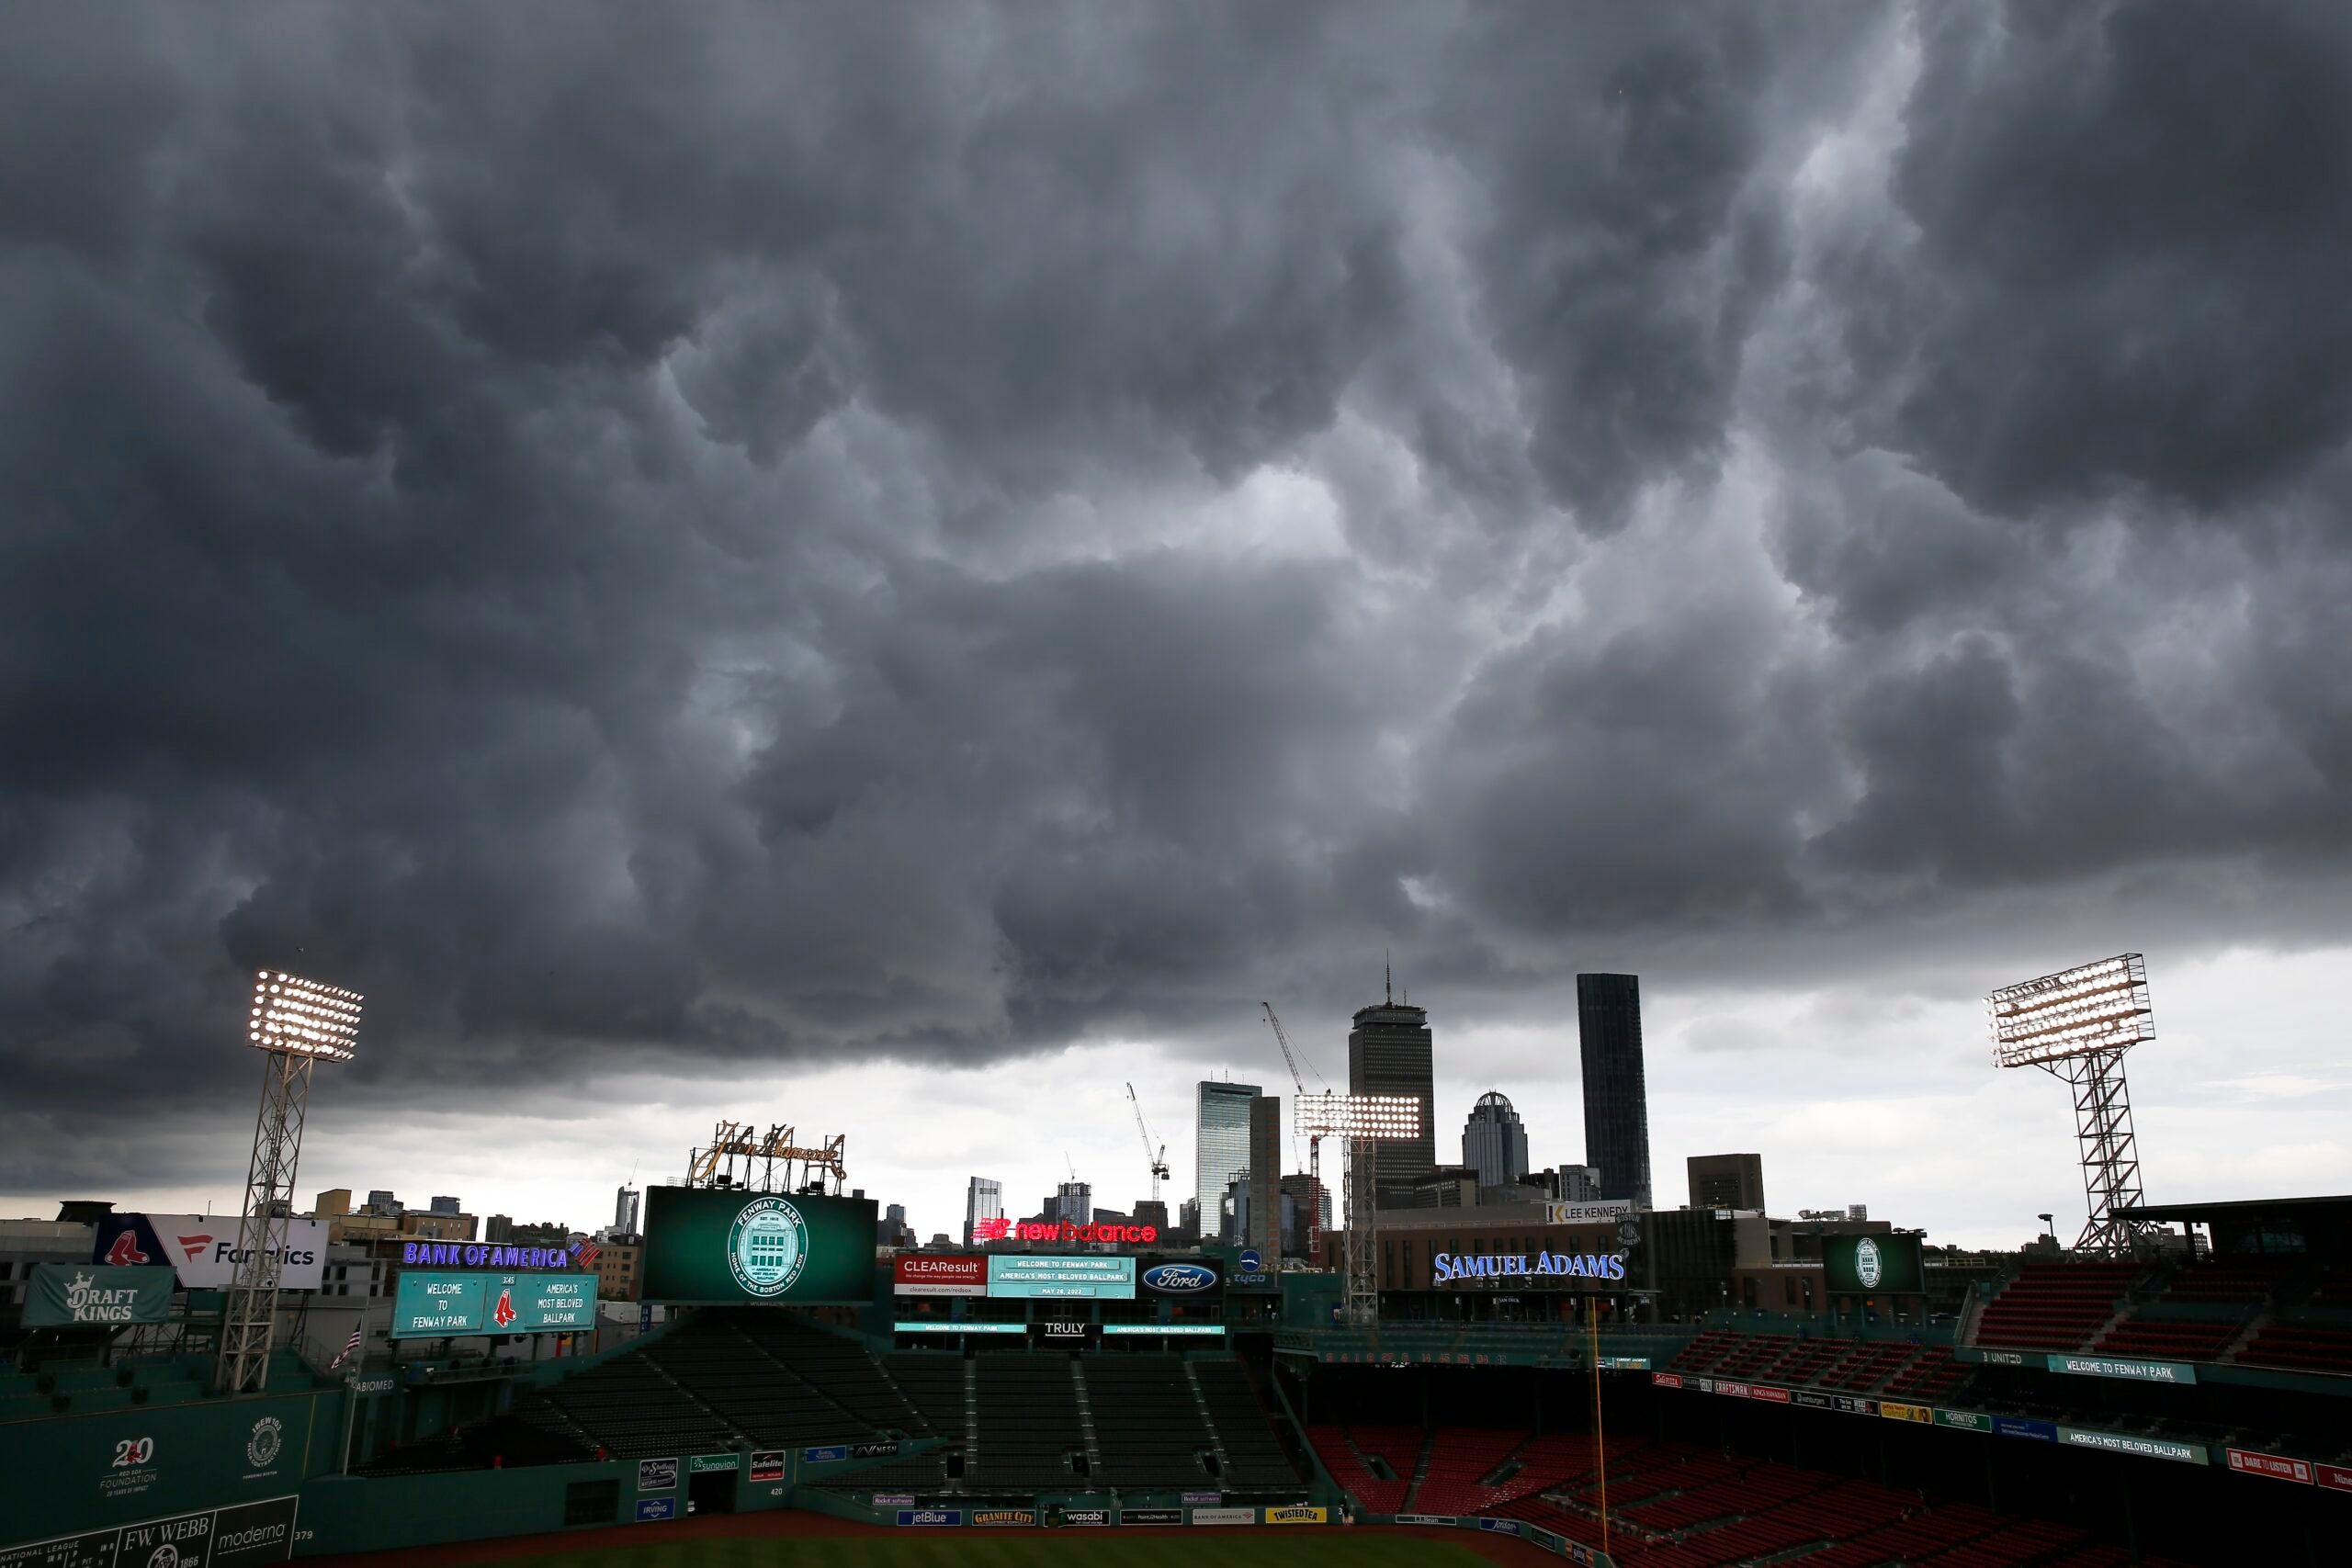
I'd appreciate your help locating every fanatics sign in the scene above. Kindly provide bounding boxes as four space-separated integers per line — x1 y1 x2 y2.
894 1255 988 1296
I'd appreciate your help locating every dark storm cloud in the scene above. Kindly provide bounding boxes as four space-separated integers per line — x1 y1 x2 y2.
4 1 2349 1196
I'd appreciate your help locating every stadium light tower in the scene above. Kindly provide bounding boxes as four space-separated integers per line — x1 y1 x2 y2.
217 969 362 1393
1987 953 2154 1258
1295 1092 1420 1325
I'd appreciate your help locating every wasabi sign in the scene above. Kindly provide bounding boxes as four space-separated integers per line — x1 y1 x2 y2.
391 1270 597 1337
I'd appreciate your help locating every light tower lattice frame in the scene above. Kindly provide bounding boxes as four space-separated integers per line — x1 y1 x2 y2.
1295 1092 1420 1325
1987 953 2155 1257
218 971 362 1393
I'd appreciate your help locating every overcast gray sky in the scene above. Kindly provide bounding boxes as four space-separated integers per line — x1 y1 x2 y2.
5 3 2347 1250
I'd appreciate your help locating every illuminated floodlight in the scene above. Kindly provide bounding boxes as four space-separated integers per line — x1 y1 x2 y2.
1295 1092 1421 1141
1987 953 2152 1068
248 969 364 1061
1987 953 2158 1258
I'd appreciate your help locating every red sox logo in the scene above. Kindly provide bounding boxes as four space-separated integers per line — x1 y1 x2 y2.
492 1288 517 1328
104 1232 151 1267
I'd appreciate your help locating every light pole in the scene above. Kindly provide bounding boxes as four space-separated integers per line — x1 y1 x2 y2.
1294 1092 1420 1326
217 969 362 1393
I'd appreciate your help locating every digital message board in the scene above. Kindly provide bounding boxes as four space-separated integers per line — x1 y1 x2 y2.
639 1186 878 1304
1822 1233 1923 1295
391 1270 598 1337
987 1255 1136 1299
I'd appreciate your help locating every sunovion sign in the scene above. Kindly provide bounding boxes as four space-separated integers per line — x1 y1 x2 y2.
1431 1250 1626 1284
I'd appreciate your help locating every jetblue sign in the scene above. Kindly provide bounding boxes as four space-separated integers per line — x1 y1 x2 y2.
1432 1250 1626 1285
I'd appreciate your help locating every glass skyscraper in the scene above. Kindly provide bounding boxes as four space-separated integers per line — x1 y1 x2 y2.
1194 1079 1261 1234
1349 985 1436 1209
1577 973 1653 1208
1461 1090 1530 1188
963 1176 1002 1245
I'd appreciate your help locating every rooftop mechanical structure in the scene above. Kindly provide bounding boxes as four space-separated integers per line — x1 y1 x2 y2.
1988 953 2157 1257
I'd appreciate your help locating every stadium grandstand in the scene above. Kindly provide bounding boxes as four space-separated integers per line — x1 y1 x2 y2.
5 1190 2347 1566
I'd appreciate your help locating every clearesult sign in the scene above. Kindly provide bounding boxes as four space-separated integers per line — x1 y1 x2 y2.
24 1264 175 1327
894 1255 988 1297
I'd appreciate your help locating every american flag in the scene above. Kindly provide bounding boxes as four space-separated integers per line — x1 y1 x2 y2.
572 1239 602 1269
331 1324 363 1370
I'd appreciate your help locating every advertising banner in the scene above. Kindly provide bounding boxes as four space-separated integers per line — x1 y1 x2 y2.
2224 1448 2313 1483
801 1445 848 1464
1715 1381 1752 1399
1650 1372 1682 1389
1190 1507 1257 1525
895 1256 988 1297
1060 1509 1111 1526
1125 1509 1183 1525
973 1509 1037 1527
690 1453 740 1473
1138 1258 1223 1297
897 1510 962 1527
1880 1401 1933 1424
1033 1321 1095 1348
1102 1323 1224 1336
1263 1506 1327 1524
2059 1427 2210 1464
750 1451 786 1483
1545 1200 1634 1224
1181 1492 1221 1506
1934 1409 1993 1432
874 1494 915 1507
2045 1353 2196 1385
637 1458 678 1492
1752 1386 1791 1404
987 1255 1136 1300
93 1213 329 1292
23 1265 175 1328
1477 1517 1525 1536
640 1187 879 1304
0 1495 300 1568
2318 1463 2352 1495
1994 1416 2058 1442
1820 1234 1923 1295
634 1499 675 1523
1834 1396 1878 1416
390 1270 597 1337
1792 1391 1833 1410
1396 1514 1459 1526
1597 1357 1650 1371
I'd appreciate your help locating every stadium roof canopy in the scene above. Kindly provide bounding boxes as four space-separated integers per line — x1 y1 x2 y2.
2132 1195 2352 1221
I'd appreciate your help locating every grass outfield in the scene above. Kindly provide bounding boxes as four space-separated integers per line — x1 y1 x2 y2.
493 1535 1498 1568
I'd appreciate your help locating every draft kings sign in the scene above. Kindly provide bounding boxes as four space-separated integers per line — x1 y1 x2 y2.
24 1265 175 1327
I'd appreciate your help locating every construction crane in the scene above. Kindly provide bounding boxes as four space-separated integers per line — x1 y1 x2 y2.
1261 1001 1331 1268
1126 1082 1170 1203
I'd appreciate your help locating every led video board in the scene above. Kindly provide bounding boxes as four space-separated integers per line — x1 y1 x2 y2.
987 1255 1136 1299
391 1270 598 1337
640 1187 879 1304
1822 1233 1923 1295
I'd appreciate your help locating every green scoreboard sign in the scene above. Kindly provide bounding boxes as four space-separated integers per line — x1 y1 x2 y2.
640 1187 878 1304
391 1270 599 1337
1822 1233 1924 1295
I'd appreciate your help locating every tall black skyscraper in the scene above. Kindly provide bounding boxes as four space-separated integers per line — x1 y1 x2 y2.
1349 968 1435 1209
1577 973 1652 1209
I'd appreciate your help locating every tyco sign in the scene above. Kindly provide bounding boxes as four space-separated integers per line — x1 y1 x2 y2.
390 1270 596 1337
639 1187 877 1304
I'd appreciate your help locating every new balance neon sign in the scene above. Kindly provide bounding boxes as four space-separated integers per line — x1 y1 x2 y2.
971 1219 1159 1245
1431 1251 1626 1284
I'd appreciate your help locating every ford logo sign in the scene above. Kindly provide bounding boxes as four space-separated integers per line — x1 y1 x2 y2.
1141 1263 1216 1292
